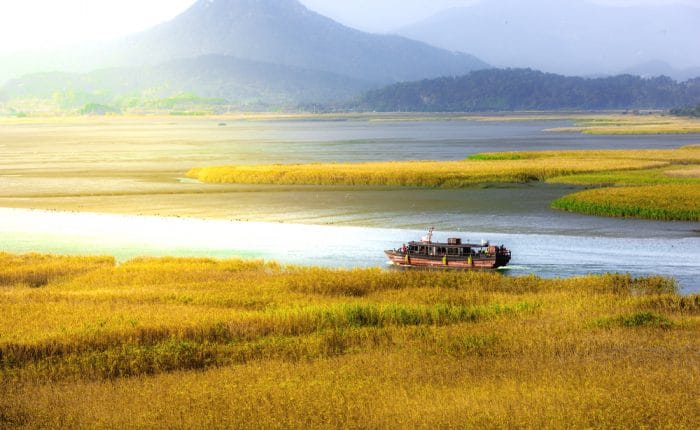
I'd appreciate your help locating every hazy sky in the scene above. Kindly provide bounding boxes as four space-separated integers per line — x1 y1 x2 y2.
0 0 697 53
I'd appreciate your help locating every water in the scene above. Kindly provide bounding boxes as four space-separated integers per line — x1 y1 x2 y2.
1 208 698 293
165 119 700 164
2 118 699 292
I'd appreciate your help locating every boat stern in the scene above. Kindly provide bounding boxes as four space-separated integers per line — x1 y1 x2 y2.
385 250 409 266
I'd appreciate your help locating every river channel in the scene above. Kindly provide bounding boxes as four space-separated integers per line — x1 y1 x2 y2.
1 118 698 292
1 207 698 293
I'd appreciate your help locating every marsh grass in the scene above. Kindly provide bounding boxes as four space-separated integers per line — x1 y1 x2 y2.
186 158 665 188
0 252 114 287
594 311 673 329
0 253 697 427
551 184 700 221
471 148 700 220
188 147 699 221
546 115 700 135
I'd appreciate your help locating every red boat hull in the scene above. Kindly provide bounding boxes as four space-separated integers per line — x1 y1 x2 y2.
385 251 508 269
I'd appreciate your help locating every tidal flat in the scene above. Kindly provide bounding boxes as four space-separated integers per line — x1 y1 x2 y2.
1 115 698 263
1 114 699 225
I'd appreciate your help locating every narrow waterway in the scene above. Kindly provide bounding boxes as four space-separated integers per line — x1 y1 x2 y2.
2 208 698 293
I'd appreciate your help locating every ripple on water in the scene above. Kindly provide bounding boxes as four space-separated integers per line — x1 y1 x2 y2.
1 207 698 293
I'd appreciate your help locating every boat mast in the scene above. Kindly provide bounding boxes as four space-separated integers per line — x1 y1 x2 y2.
422 227 434 244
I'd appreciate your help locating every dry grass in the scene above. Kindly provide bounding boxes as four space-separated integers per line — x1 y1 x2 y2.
187 147 700 221
0 253 698 428
666 166 700 178
546 115 700 135
551 184 700 221
0 252 114 288
472 148 700 221
471 147 700 163
186 158 665 188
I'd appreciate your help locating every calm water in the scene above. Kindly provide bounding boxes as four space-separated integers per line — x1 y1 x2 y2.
2 119 699 292
177 119 700 164
1 208 698 293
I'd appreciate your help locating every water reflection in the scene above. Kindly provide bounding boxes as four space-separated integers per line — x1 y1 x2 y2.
2 208 698 293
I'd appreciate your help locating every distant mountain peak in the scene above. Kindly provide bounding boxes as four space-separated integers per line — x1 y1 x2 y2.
0 0 489 101
114 0 487 83
190 0 306 14
396 0 700 77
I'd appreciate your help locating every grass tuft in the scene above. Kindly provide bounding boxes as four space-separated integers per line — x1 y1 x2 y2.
595 312 674 329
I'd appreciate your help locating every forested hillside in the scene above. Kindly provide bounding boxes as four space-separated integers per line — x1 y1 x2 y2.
359 69 700 112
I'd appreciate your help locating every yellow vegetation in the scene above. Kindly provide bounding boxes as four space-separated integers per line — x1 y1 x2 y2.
0 252 114 287
0 253 698 428
187 158 665 188
546 115 700 135
538 149 700 220
551 184 700 221
666 166 700 178
474 146 700 163
187 147 700 221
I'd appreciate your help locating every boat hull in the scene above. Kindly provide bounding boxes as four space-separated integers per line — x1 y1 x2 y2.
385 250 509 270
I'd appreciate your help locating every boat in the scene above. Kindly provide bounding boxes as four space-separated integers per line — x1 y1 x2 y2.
385 228 511 269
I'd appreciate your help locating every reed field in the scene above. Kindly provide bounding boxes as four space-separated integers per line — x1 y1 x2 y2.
472 148 700 221
0 252 698 428
188 147 699 189
188 146 700 221
551 184 700 221
186 158 666 188
546 115 700 135
2 115 698 226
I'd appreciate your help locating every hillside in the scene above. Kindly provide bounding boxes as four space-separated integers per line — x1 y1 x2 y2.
0 55 375 111
358 69 700 112
0 0 488 88
0 0 491 111
110 0 487 84
396 0 700 79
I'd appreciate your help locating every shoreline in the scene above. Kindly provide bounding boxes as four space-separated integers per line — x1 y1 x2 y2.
2 207 699 293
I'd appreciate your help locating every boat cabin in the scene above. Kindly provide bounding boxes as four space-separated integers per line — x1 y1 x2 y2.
406 238 498 258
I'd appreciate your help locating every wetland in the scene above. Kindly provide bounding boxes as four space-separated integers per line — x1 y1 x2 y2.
1 114 699 428
1 115 699 290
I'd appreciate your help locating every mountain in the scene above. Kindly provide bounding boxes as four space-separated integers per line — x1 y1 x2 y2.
0 0 488 86
396 0 700 79
358 68 700 112
112 0 487 83
621 61 700 82
0 55 375 110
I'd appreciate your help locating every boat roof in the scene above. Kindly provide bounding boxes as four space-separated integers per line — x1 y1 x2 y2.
407 240 492 248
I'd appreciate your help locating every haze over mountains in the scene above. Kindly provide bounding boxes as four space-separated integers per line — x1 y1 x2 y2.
1 0 699 112
111 0 486 84
397 0 700 81
0 0 487 108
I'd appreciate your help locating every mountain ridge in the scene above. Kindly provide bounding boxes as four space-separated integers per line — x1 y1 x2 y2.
0 0 488 87
358 68 700 112
111 0 487 83
0 55 376 110
396 0 700 80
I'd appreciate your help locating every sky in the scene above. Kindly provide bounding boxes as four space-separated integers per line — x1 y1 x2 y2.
0 0 697 53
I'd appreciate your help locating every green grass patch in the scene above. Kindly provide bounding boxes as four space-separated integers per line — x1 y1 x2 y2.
595 312 673 329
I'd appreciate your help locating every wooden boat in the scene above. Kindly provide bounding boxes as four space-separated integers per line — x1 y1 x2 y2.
385 228 511 269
